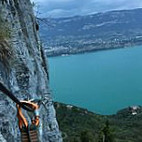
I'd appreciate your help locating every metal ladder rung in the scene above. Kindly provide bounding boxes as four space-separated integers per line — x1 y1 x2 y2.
21 130 39 142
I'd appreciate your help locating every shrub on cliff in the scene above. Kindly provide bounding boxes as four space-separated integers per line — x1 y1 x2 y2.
0 13 12 68
0 14 11 40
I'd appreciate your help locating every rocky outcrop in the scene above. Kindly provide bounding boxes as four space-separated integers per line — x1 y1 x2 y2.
0 0 62 141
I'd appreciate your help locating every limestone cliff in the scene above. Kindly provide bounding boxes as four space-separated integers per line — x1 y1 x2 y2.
0 0 62 141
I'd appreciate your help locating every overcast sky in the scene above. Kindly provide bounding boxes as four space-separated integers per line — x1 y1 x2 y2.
31 0 142 18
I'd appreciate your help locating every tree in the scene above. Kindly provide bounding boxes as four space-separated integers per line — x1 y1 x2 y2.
80 130 94 142
98 120 115 142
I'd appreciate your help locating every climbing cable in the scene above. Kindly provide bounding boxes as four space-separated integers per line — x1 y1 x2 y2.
0 82 34 112
0 82 40 142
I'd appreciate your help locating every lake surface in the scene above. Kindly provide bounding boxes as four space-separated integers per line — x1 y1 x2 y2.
48 46 142 114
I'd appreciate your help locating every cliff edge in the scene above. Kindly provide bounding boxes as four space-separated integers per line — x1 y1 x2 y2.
0 0 62 141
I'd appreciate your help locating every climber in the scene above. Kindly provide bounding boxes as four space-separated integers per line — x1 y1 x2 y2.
17 100 40 142
0 82 40 142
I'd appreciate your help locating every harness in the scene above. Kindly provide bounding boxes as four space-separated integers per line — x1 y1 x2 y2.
0 82 40 142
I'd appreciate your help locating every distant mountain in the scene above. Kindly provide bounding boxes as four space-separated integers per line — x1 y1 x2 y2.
39 8 142 56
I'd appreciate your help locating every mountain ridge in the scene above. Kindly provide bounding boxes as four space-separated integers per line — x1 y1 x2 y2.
39 8 142 56
48 8 142 20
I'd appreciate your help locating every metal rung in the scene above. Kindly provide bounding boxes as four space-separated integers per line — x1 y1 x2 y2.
21 130 39 142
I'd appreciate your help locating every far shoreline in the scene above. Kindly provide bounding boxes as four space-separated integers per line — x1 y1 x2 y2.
46 43 142 58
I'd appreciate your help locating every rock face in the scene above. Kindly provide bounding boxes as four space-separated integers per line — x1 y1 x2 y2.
0 0 62 142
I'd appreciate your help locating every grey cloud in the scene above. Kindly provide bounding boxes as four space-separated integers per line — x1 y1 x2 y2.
31 0 142 18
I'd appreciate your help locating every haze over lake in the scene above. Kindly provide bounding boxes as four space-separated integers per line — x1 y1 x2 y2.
48 46 142 114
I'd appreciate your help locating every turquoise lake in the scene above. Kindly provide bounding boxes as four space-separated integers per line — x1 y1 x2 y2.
48 46 142 115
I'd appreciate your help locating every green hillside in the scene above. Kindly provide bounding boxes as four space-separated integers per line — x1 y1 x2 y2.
55 102 142 142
